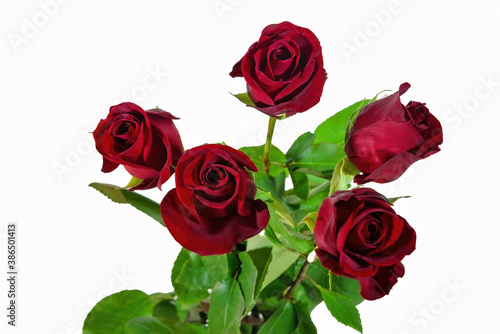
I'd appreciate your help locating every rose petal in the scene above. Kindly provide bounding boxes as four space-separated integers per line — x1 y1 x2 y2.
161 190 269 256
350 83 411 131
346 120 423 174
357 262 405 300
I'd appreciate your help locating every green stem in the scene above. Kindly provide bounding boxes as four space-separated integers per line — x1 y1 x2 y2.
284 259 311 299
262 117 277 175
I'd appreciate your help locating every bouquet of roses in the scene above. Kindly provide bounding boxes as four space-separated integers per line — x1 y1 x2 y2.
84 21 443 334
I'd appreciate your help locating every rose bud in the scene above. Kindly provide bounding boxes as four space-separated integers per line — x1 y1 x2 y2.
93 102 184 190
314 188 416 300
345 82 443 184
230 21 327 118
161 144 270 256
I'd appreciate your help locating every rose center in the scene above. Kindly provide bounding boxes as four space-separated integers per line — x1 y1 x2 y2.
272 48 291 60
361 220 383 245
207 169 221 183
117 122 134 135
202 167 227 187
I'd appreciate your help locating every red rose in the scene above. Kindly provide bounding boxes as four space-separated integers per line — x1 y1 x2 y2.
160 144 270 256
314 188 416 300
230 21 327 118
93 102 184 190
345 82 443 184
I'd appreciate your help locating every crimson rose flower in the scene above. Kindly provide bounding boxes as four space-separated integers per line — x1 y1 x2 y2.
93 102 184 190
345 82 443 184
230 21 327 118
314 188 416 300
161 144 269 255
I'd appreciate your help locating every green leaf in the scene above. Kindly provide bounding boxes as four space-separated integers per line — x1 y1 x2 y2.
286 132 316 164
257 190 295 231
254 172 287 203
89 182 127 203
306 261 363 306
291 280 323 313
306 261 330 290
171 248 213 304
287 229 313 241
207 279 245 334
201 254 230 283
246 234 274 251
330 276 364 306
267 207 315 254
259 276 290 299
293 301 317 334
238 252 258 313
257 300 297 334
176 324 208 334
125 177 144 189
264 225 285 249
149 293 175 307
329 157 360 195
320 289 363 333
290 143 345 174
83 290 153 334
300 212 318 232
245 245 299 298
89 183 163 226
239 145 286 176
257 295 280 312
314 100 373 146
387 195 411 204
293 168 327 179
287 182 329 214
261 247 301 291
120 189 163 225
246 247 273 297
241 324 253 334
152 299 180 324
290 170 309 201
231 92 255 107
125 316 173 334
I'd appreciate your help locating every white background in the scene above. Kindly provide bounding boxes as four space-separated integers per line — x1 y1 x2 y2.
1 0 499 333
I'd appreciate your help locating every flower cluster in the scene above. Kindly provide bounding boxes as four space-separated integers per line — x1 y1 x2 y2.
89 20 443 334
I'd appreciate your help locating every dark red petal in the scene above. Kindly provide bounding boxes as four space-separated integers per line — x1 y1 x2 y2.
101 157 119 173
314 197 337 255
229 57 244 78
353 151 422 184
339 250 377 277
357 262 405 300
274 58 315 102
253 64 327 118
259 21 311 42
361 218 416 266
161 189 235 255
266 41 297 80
351 83 411 131
413 113 443 158
315 248 354 278
237 171 257 217
345 120 423 174
161 190 269 256
115 121 150 163
123 164 158 182
146 111 184 189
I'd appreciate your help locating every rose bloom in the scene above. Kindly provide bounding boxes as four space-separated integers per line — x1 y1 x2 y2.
314 188 416 300
345 82 443 184
230 21 327 118
93 102 184 190
161 144 269 255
